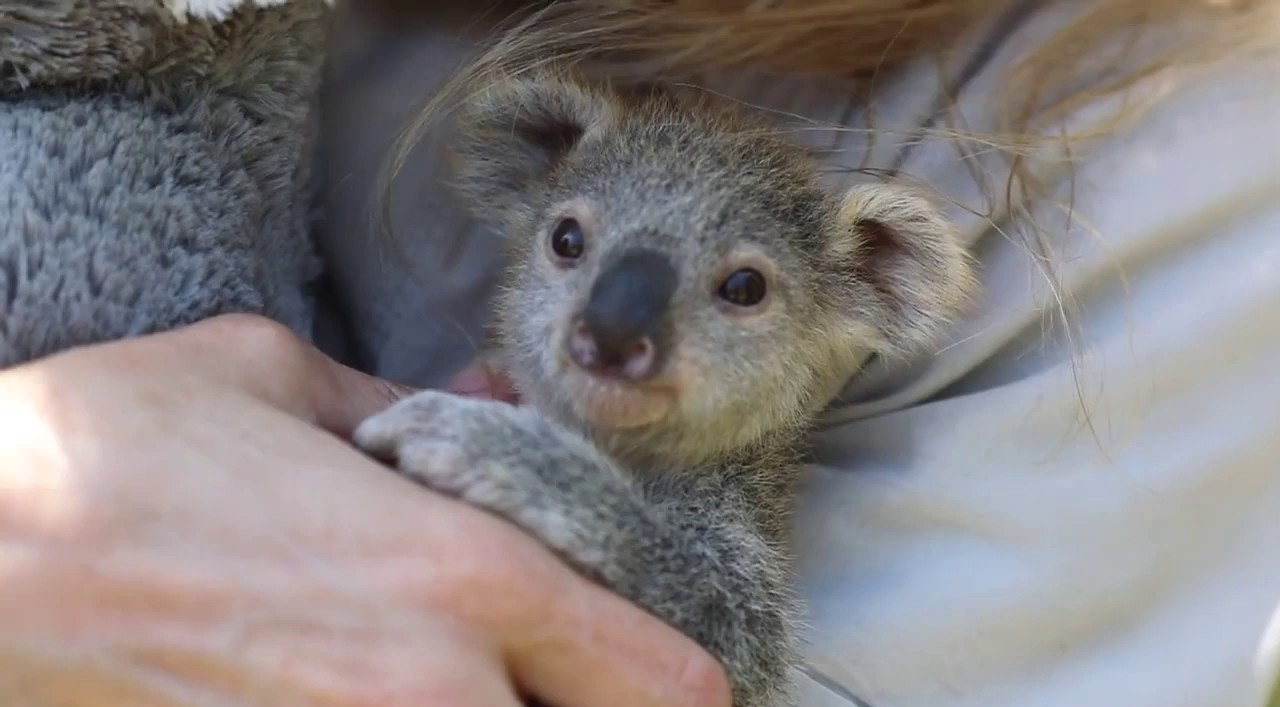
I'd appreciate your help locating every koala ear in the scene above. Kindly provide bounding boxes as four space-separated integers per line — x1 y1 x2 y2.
450 76 609 216
831 184 976 357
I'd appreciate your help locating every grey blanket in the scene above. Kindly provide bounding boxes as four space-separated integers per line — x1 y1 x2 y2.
0 0 329 366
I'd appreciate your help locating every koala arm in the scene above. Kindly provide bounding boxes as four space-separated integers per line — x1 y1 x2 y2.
353 390 799 707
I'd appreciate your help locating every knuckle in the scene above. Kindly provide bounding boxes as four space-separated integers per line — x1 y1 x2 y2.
671 650 734 707
191 314 317 383
196 314 302 361
209 315 299 348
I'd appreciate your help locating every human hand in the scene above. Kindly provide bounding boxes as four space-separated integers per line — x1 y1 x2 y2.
0 314 731 707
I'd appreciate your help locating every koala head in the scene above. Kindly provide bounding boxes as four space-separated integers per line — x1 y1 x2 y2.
449 75 974 467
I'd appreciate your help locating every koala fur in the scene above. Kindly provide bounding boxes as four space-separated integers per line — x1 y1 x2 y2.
0 0 330 366
355 73 976 707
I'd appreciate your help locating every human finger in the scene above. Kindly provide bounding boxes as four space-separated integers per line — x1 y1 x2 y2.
152 314 416 435
445 361 520 404
501 574 732 707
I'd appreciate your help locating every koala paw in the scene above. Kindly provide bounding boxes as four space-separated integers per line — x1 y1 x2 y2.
354 389 535 498
352 390 597 559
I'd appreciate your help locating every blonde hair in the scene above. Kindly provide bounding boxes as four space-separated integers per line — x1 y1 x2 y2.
388 0 1278 185
386 0 1278 253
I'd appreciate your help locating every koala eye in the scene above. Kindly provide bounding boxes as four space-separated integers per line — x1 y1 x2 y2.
550 218 586 260
717 268 767 307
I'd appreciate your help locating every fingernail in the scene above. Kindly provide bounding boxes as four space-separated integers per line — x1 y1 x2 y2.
446 363 497 398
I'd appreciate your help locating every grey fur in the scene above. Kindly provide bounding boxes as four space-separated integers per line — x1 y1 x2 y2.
356 74 976 707
0 0 330 366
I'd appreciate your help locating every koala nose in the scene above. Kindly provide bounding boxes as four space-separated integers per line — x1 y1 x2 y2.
568 247 676 381
569 321 657 380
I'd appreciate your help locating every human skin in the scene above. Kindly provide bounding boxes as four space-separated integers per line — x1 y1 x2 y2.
0 314 730 707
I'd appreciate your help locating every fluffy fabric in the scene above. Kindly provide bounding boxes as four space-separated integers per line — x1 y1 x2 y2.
0 0 331 365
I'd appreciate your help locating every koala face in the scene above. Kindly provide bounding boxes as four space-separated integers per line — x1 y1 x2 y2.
494 127 849 459
452 75 973 466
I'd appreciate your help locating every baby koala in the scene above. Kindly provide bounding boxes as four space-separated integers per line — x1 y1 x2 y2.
354 73 974 707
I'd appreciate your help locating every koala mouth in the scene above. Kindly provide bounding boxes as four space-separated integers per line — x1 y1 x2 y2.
562 367 676 430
